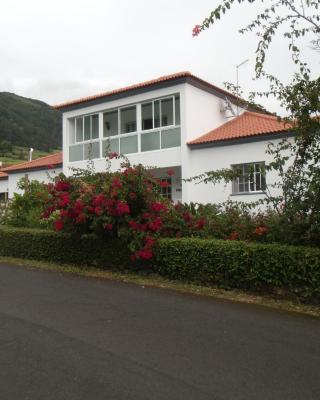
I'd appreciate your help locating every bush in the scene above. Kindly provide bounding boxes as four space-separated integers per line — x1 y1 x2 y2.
0 226 130 268
154 238 320 301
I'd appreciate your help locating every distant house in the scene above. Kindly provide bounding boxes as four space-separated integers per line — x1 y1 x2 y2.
0 152 62 199
54 71 292 204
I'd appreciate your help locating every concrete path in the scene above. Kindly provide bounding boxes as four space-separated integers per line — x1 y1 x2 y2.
0 262 319 400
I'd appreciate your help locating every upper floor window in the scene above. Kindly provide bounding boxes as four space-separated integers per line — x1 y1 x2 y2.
68 93 181 162
232 162 266 194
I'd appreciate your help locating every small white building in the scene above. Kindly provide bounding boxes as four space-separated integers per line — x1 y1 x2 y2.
55 72 292 204
0 153 62 199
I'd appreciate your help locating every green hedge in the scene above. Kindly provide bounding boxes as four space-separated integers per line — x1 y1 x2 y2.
1 227 320 301
0 226 130 268
153 238 320 301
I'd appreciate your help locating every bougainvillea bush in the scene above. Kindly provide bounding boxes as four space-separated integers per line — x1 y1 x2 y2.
39 154 212 261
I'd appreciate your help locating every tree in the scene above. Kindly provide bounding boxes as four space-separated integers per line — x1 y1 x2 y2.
192 0 320 245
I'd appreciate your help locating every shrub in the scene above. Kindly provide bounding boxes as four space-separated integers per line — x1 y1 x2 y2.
153 238 320 301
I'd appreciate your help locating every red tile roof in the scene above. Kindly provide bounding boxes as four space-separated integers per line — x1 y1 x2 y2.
54 71 243 110
3 152 62 173
188 111 292 145
0 171 8 180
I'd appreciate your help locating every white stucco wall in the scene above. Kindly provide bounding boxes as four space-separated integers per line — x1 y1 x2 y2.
186 137 293 205
8 167 62 198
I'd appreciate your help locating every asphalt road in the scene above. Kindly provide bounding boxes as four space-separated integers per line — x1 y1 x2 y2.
0 263 319 400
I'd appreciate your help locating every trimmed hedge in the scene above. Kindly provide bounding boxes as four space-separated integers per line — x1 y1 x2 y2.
1 227 320 301
0 226 130 268
153 238 320 301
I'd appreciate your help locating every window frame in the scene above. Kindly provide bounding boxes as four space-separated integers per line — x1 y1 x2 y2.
231 161 266 195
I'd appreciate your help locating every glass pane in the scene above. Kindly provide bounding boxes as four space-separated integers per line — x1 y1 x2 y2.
68 119 75 145
102 138 119 156
92 114 99 139
161 98 173 127
142 103 153 130
84 142 100 159
76 118 83 142
175 95 180 125
154 100 160 128
84 116 91 141
120 106 136 134
261 173 266 190
103 110 118 137
161 127 181 148
120 135 138 154
141 131 160 152
69 144 83 162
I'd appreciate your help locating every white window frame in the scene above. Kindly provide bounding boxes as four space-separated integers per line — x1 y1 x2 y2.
232 162 266 194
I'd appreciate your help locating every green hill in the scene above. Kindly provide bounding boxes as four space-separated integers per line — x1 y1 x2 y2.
0 92 62 154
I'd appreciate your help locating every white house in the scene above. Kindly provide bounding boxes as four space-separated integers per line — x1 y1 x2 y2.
55 71 292 204
0 152 62 199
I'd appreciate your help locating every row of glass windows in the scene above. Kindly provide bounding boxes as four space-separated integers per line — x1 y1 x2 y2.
69 127 181 162
68 94 181 162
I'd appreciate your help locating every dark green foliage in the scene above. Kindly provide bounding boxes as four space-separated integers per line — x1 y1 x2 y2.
0 226 130 268
154 238 320 302
0 92 61 151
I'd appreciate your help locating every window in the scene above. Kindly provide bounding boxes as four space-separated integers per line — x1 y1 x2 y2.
76 114 99 142
232 162 266 194
103 110 118 137
160 178 172 200
120 106 137 134
141 96 179 131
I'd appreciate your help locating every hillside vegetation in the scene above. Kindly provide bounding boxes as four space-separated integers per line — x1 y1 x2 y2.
0 92 62 154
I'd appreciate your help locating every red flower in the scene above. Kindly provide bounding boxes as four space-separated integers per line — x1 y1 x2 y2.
130 254 137 262
112 177 122 189
103 223 113 231
167 169 175 176
145 236 156 247
196 218 206 229
136 248 153 260
116 201 130 215
47 164 54 170
129 192 136 200
92 194 106 207
183 212 192 223
54 219 64 231
192 24 202 37
54 181 70 192
58 193 70 208
94 206 103 216
151 202 166 212
75 213 86 224
149 217 162 232
254 226 268 236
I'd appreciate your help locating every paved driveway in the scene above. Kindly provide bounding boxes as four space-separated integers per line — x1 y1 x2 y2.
0 262 319 400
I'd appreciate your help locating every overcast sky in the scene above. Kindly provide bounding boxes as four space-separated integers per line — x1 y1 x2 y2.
0 0 318 114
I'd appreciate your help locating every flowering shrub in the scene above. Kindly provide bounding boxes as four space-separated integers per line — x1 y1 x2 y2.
40 155 210 261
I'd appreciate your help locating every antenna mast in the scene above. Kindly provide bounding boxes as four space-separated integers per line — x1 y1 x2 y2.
236 59 249 116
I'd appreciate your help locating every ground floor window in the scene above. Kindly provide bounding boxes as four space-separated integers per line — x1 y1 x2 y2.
232 162 266 194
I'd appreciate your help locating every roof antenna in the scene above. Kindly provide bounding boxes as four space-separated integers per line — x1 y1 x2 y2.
236 59 249 116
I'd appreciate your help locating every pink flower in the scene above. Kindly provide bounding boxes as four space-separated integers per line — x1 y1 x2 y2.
111 177 122 189
58 193 70 208
47 164 54 170
160 180 170 188
54 219 64 231
149 217 162 232
109 152 118 159
183 212 192 223
192 24 202 37
196 218 205 229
